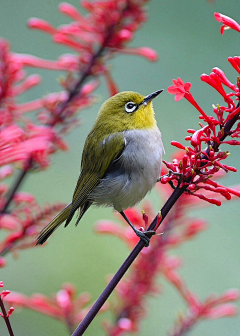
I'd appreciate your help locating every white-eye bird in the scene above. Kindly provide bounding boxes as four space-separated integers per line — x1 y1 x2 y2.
36 90 164 246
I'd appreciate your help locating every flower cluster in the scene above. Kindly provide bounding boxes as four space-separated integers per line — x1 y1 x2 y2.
166 65 240 206
0 196 66 261
170 288 239 336
164 14 240 208
0 36 96 170
28 0 157 71
3 282 107 334
27 0 157 98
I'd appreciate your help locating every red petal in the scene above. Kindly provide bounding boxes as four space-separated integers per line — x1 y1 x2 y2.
175 93 185 101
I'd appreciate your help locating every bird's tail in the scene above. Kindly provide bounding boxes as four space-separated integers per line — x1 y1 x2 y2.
36 203 72 245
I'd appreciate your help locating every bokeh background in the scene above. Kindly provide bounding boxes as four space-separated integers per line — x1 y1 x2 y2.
0 0 240 335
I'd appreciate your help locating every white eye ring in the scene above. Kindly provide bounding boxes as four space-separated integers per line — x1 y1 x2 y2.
125 102 137 113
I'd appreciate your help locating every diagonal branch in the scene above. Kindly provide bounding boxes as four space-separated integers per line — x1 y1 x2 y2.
0 297 14 336
71 185 185 336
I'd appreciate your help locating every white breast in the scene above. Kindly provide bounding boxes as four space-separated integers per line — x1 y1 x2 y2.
90 128 164 211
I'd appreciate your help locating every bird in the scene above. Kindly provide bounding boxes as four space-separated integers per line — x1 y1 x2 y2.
36 90 164 246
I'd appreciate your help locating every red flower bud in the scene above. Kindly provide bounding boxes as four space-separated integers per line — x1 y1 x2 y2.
28 18 56 34
7 307 14 317
1 290 10 299
170 141 186 150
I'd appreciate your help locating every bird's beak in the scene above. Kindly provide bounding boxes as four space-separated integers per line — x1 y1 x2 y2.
143 89 164 105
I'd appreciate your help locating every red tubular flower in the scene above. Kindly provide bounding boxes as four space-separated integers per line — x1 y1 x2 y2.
200 73 228 99
103 69 119 96
212 67 237 91
228 56 240 74
168 78 212 124
225 105 240 123
170 141 186 150
167 77 191 101
183 219 207 238
214 12 240 34
190 125 209 148
6 307 14 317
204 303 238 319
118 47 158 61
13 74 41 96
16 53 71 71
0 290 11 299
58 2 86 22
95 220 134 245
27 18 56 34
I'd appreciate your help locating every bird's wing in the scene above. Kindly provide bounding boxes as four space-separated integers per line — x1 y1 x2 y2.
65 132 126 225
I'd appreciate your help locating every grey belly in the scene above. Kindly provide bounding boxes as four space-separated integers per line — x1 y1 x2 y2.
89 128 163 211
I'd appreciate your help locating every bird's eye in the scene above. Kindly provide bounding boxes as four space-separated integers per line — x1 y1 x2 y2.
125 102 137 113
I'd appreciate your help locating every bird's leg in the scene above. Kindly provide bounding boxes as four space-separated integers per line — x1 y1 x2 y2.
157 170 183 182
120 211 155 247
157 170 183 190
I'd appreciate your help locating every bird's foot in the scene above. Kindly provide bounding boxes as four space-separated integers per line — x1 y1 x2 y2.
157 170 183 190
157 170 183 182
134 228 156 247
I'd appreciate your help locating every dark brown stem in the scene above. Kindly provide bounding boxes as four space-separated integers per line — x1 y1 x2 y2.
71 185 185 336
0 158 32 214
0 297 14 336
50 25 115 125
220 102 240 141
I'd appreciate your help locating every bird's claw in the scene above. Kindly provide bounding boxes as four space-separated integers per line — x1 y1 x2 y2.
134 229 156 247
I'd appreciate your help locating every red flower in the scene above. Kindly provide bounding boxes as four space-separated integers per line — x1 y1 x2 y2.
168 78 191 101
214 13 240 34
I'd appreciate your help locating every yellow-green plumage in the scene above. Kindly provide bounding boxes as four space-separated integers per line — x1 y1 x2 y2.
36 90 164 245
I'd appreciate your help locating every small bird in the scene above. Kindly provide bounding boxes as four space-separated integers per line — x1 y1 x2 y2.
36 90 164 246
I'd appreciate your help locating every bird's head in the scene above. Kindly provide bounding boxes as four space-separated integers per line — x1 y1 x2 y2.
96 90 163 133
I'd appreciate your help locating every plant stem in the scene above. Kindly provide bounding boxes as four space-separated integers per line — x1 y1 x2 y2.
71 185 186 336
0 158 32 215
0 297 14 336
220 102 240 141
50 25 115 125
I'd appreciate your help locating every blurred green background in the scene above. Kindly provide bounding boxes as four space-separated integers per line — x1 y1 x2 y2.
1 0 240 335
